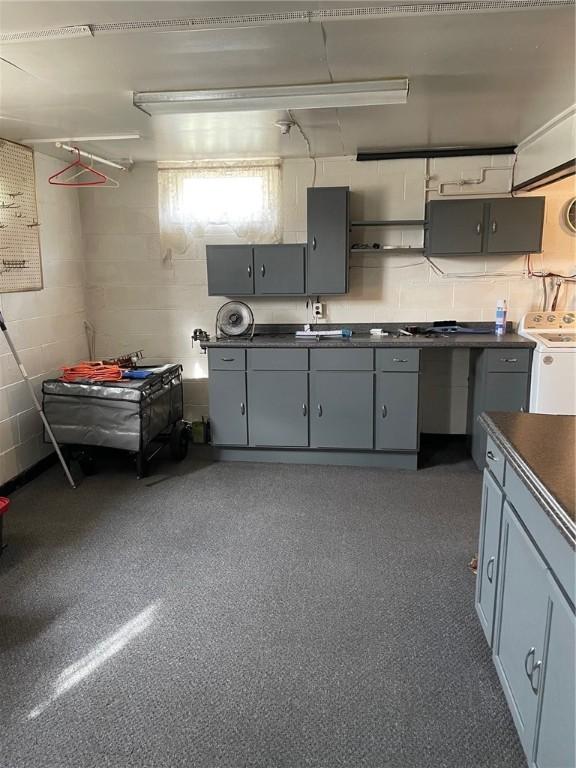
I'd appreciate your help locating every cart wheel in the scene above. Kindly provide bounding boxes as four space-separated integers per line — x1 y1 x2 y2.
136 452 149 479
170 421 189 461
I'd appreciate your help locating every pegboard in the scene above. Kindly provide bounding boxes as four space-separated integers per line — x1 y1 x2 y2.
0 138 42 293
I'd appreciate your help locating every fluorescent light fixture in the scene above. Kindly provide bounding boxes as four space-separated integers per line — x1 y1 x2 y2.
25 134 141 143
0 25 92 44
133 79 409 115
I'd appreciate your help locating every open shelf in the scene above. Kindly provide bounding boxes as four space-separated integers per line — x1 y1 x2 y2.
350 219 427 227
350 246 425 253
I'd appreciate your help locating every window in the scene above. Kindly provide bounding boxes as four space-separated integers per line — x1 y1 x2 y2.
158 160 281 257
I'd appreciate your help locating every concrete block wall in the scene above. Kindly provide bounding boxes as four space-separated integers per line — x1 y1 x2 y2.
0 153 88 484
80 154 574 431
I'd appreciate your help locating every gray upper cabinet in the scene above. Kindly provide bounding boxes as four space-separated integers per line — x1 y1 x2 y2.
475 469 503 646
306 186 349 295
253 244 305 294
486 197 545 254
208 369 248 446
375 371 419 451
427 197 545 255
310 371 373 449
493 501 550 756
248 371 308 447
427 200 485 255
206 245 254 296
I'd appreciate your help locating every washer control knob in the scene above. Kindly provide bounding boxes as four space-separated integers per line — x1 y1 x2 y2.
562 313 575 324
543 355 554 365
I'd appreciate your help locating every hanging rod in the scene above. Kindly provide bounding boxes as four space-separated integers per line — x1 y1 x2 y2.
55 142 130 171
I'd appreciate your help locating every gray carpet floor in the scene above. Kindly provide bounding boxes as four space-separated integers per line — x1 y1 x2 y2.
0 448 526 768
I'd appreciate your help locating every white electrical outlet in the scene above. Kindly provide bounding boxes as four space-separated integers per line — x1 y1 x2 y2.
313 302 324 319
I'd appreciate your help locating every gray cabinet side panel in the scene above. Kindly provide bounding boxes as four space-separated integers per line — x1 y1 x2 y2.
208 370 247 445
247 371 309 447
375 372 418 450
310 371 373 449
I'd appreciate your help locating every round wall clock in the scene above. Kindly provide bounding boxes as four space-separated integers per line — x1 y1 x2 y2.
565 197 576 233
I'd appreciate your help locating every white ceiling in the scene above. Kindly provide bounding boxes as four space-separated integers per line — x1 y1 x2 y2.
0 1 574 163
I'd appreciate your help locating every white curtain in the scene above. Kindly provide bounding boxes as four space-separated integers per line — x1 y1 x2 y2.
158 159 281 257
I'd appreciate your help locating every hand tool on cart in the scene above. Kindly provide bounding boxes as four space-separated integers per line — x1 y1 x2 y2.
0 310 76 489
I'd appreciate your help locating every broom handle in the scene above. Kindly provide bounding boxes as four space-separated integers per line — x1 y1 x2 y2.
0 311 76 489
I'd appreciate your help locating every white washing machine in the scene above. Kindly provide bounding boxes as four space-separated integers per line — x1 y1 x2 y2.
519 311 576 415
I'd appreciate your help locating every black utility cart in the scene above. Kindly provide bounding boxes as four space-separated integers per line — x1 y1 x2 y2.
42 364 188 478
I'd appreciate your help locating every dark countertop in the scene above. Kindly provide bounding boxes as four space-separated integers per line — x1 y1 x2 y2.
479 412 576 544
203 332 534 349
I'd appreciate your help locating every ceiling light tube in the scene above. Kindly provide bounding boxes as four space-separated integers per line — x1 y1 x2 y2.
133 79 409 115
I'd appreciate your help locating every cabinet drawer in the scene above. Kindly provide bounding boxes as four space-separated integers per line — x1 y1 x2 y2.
248 348 308 371
208 348 246 370
485 349 531 373
310 348 373 371
485 436 505 485
376 348 420 372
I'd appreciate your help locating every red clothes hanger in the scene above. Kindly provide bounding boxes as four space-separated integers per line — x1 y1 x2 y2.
48 147 108 187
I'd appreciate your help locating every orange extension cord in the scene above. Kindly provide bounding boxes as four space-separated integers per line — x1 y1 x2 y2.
60 361 123 382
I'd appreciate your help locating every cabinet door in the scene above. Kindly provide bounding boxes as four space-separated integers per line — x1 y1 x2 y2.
533 575 576 768
486 198 545 254
253 245 305 294
493 501 550 756
375 372 418 450
310 371 373 449
248 371 308 447
206 245 254 296
208 370 247 445
427 200 485 254
307 187 349 295
475 470 504 646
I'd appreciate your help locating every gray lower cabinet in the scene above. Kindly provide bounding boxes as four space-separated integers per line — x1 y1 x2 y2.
375 372 418 450
310 371 373 449
206 245 254 296
208 370 248 446
469 349 531 470
475 469 503 645
247 371 308 447
493 500 550 755
533 575 576 768
253 245 305 294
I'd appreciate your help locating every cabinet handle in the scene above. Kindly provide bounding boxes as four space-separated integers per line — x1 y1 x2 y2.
221 357 235 362
381 405 387 418
530 660 542 694
486 450 498 462
240 402 245 416
261 264 266 277
247 264 252 278
312 236 317 251
317 403 323 417
302 403 307 416
491 221 498 234
486 556 495 583
500 358 518 363
393 358 408 363
524 647 535 679
476 222 482 235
